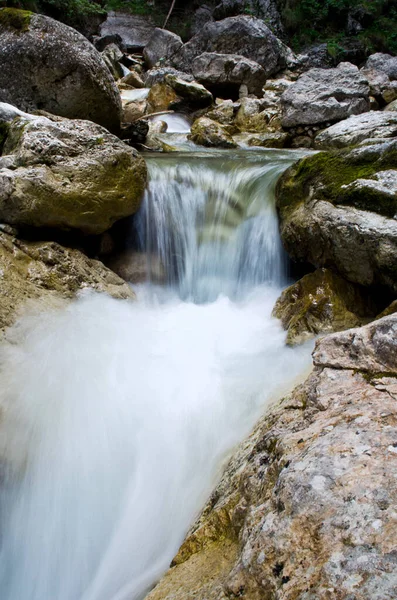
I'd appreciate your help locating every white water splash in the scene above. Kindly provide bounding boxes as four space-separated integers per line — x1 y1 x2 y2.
0 149 313 600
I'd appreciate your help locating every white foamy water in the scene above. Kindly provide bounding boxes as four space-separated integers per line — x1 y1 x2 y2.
0 149 313 600
150 113 191 133
121 88 150 102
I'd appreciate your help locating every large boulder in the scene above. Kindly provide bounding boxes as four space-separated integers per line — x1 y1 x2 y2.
143 28 183 69
213 0 283 35
100 11 156 52
276 140 397 292
170 16 289 79
0 8 122 133
192 52 267 97
315 111 397 149
364 53 397 80
146 315 397 600
272 268 376 346
0 108 147 235
0 227 134 332
188 117 237 148
281 62 370 127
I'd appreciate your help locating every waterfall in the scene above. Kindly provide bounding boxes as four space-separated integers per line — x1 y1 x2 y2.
0 149 313 600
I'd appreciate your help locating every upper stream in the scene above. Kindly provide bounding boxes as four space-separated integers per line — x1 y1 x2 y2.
0 148 313 600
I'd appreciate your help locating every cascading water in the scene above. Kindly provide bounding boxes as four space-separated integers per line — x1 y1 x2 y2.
0 148 313 600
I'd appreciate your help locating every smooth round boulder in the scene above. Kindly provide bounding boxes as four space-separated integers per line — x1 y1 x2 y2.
0 8 122 133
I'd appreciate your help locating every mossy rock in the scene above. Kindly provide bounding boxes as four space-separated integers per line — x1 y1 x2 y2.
272 268 377 346
277 142 397 220
0 8 32 33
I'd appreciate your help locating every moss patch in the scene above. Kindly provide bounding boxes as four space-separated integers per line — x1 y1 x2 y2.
0 8 32 33
276 144 397 218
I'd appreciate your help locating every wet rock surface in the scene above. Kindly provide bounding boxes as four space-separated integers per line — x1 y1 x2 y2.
276 139 397 292
0 228 134 331
146 315 397 600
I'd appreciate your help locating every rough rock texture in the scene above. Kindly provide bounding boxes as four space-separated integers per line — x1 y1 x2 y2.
147 83 179 112
143 28 183 69
190 5 214 37
364 53 397 81
0 9 122 133
272 268 376 345
361 68 397 104
276 140 397 292
145 67 194 87
105 250 165 284
165 75 213 108
0 227 134 331
0 110 147 234
192 52 267 97
170 16 288 79
101 42 124 80
315 111 397 149
213 0 283 36
189 117 237 148
146 315 397 600
385 99 397 112
235 131 289 148
281 63 370 127
100 11 156 51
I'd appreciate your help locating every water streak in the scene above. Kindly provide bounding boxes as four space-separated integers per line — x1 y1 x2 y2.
0 149 313 600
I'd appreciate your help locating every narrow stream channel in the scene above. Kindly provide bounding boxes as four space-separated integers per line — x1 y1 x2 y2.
0 148 313 600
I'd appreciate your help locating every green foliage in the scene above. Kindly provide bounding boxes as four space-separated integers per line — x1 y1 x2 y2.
0 7 32 31
282 0 397 55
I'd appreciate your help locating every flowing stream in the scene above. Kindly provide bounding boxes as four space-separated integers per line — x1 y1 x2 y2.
0 148 313 600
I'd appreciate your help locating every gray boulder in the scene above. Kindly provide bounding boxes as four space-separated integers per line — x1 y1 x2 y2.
0 107 147 235
101 43 124 80
100 11 156 51
192 52 267 96
213 0 283 35
143 28 183 69
364 53 397 80
0 9 122 134
170 16 289 79
281 62 370 127
315 111 397 148
190 6 214 37
145 67 194 87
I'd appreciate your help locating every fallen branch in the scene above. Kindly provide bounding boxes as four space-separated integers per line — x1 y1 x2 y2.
162 0 176 29
132 110 175 122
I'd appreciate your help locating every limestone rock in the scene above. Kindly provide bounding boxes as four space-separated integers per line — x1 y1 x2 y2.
101 43 124 80
213 0 283 36
272 268 376 345
120 70 145 89
188 117 237 148
281 62 370 127
0 9 122 133
315 111 397 148
276 140 397 292
364 53 397 81
146 315 397 600
143 28 183 69
147 83 179 112
145 67 194 87
165 75 213 108
122 99 147 123
0 109 147 235
100 11 156 51
234 131 289 148
385 99 397 112
170 16 289 79
192 52 267 97
0 228 134 331
190 6 214 37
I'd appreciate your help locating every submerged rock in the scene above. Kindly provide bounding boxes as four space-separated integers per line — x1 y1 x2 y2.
0 109 147 235
188 117 237 148
0 9 122 133
276 140 397 292
272 268 376 345
281 62 370 127
0 228 134 331
146 314 397 600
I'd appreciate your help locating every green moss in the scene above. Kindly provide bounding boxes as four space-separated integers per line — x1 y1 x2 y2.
0 8 32 33
277 145 397 219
